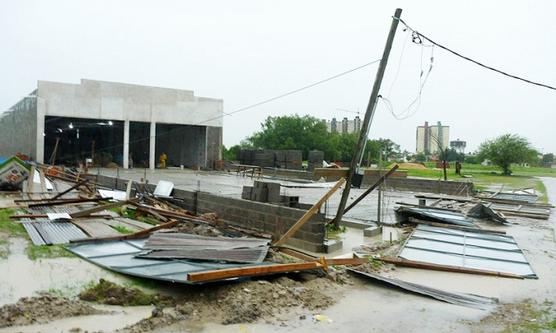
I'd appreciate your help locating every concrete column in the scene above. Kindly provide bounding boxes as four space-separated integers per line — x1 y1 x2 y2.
149 121 156 170
123 120 130 169
36 98 46 163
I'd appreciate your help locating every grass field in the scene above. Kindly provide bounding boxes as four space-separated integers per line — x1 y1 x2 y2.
402 163 554 202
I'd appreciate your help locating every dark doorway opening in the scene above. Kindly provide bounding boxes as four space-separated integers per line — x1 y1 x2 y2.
129 121 150 168
155 124 206 168
44 116 123 166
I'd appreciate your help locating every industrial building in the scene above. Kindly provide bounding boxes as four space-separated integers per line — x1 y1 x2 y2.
0 79 223 169
416 121 450 154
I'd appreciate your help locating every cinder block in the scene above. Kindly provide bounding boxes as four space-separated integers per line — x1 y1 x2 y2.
364 226 382 237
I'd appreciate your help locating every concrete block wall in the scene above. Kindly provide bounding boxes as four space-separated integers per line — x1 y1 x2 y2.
380 178 474 196
92 174 326 252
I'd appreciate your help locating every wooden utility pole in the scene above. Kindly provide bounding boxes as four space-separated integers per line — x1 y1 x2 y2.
333 8 403 227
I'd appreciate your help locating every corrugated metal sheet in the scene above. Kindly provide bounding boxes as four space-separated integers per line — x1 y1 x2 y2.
399 224 536 278
138 247 269 263
21 219 88 245
395 206 475 226
144 233 270 250
492 193 538 203
348 269 498 310
141 233 270 263
66 239 268 284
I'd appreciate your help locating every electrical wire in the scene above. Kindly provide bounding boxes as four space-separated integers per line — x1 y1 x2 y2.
380 42 435 120
395 17 556 92
45 58 382 160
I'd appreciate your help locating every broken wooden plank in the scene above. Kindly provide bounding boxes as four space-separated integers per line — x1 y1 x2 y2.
186 262 323 282
70 200 134 218
273 178 345 246
70 220 178 243
378 257 523 279
27 197 109 208
50 179 89 200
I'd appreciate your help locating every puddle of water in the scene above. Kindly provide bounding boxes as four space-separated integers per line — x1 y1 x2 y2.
0 237 129 305
0 305 153 333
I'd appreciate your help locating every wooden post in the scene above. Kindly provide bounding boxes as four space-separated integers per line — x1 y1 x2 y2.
334 8 403 227
273 178 345 246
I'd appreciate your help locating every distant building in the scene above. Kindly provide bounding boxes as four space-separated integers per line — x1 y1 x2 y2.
416 121 450 154
326 116 361 134
450 139 467 154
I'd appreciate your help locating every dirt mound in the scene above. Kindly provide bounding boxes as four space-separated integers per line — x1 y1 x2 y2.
0 294 102 328
120 274 340 332
79 279 174 306
391 162 427 170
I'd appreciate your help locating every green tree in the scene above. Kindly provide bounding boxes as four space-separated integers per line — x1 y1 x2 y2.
247 115 336 159
477 134 538 175
222 145 241 161
542 153 554 164
414 152 426 163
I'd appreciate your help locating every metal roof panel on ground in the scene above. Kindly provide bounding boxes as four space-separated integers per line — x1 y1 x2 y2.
66 239 270 284
395 206 475 227
348 269 498 310
138 246 269 263
398 224 536 278
21 219 88 245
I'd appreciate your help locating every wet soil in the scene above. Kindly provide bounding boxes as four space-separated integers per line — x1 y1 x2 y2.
0 294 103 328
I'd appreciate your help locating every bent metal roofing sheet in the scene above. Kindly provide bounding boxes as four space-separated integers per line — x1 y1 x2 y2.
66 238 269 284
398 224 536 278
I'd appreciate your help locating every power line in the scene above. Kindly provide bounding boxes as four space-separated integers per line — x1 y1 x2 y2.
395 17 556 92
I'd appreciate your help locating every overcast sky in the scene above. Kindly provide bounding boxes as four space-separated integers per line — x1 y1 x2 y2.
2 0 555 154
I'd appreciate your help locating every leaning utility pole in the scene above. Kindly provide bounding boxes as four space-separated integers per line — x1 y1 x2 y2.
333 8 402 228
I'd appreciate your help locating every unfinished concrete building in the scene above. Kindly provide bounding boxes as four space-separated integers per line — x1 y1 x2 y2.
0 79 223 169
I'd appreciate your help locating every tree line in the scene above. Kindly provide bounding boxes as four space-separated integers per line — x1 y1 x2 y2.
223 115 403 164
223 114 552 176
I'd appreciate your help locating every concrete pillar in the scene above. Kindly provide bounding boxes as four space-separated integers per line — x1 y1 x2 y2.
36 98 46 163
123 120 130 169
149 121 156 170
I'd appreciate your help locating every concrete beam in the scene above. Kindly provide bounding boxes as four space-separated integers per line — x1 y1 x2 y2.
123 120 130 169
149 121 156 170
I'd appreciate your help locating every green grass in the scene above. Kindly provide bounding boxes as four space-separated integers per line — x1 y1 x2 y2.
112 225 133 234
0 238 8 259
0 208 27 237
26 244 75 260
400 164 550 202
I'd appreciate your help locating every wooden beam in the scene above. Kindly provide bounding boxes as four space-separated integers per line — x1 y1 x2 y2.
378 257 523 279
273 178 345 246
187 262 323 282
70 200 133 218
70 219 178 243
50 179 89 200
278 247 369 266
27 197 108 208
328 164 399 225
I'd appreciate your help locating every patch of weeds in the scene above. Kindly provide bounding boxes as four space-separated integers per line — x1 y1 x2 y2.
0 237 8 258
478 299 556 333
0 208 27 237
112 225 133 234
326 224 346 239
26 244 75 260
136 215 159 225
79 279 174 306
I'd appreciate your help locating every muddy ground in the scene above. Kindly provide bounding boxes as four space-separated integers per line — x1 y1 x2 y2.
0 177 555 332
